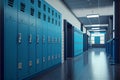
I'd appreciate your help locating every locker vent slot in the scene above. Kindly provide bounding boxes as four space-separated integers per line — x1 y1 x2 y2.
38 12 41 19
30 0 34 4
20 3 25 12
52 10 54 16
8 0 14 7
55 20 57 25
58 21 60 26
30 8 34 16
55 13 57 18
48 7 50 13
52 18 54 24
58 15 60 19
48 16 50 22
43 4 46 11
38 0 41 8
43 14 46 21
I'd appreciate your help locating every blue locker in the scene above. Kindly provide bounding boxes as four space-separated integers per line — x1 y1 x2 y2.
4 0 17 80
17 0 29 79
58 13 62 63
47 4 52 68
50 8 55 66
28 0 36 76
36 0 43 73
42 1 48 70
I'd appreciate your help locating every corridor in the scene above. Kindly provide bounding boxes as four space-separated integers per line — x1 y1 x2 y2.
32 48 120 80
1 0 120 80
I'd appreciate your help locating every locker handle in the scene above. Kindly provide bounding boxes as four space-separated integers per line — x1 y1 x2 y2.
18 62 22 69
42 35 45 43
29 61 32 67
29 34 32 43
52 37 54 43
48 36 50 43
43 57 45 62
18 33 22 43
36 35 39 44
48 56 50 61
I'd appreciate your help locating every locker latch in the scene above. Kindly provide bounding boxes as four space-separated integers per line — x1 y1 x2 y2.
52 56 54 59
52 37 54 43
55 55 57 59
29 34 32 43
18 33 22 43
36 35 39 44
18 62 22 69
29 61 32 67
42 35 45 43
48 36 50 43
36 59 39 64
48 56 50 61
43 57 45 62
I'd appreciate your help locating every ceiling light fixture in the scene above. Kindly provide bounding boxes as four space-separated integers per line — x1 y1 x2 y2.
88 29 106 31
87 14 99 18
91 28 100 30
84 24 108 27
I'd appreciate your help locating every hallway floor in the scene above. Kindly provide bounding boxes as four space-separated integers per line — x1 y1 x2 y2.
32 48 120 80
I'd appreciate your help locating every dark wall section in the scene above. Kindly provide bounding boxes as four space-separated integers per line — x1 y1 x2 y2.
0 0 3 79
83 33 88 51
64 20 74 59
115 0 120 64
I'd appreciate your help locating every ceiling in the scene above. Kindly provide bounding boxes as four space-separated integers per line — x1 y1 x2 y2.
63 0 114 32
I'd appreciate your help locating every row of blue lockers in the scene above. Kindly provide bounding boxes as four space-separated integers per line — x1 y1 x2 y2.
106 39 115 64
74 28 83 56
3 0 62 80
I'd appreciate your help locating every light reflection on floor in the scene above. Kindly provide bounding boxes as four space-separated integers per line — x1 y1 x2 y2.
32 48 120 80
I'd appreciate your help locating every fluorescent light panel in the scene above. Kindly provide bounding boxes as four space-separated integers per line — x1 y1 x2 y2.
89 29 106 31
85 24 108 27
87 14 99 18
91 28 100 30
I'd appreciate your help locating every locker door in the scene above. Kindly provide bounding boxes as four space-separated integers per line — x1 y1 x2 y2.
28 1 36 75
58 14 62 63
17 0 29 79
4 0 17 80
36 0 43 72
36 20 43 72
47 4 52 68
42 11 48 70
51 13 55 66
54 11 58 64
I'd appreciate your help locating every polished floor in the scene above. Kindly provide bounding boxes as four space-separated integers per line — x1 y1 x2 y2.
32 48 120 80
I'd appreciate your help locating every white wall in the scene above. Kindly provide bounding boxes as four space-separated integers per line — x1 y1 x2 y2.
45 0 81 63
